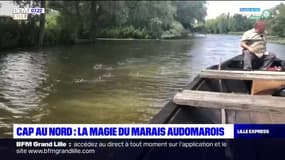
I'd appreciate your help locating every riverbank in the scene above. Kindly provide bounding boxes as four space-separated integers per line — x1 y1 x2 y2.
228 32 285 45
228 32 244 35
0 35 196 52
267 36 285 45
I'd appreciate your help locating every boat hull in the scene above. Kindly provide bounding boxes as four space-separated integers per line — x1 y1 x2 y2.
151 55 285 124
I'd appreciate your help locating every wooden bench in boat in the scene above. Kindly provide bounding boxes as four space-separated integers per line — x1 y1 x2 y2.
200 69 285 95
200 69 285 80
173 90 285 114
251 80 285 95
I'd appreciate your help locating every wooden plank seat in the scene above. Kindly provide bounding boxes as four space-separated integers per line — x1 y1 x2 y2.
173 90 285 114
200 69 285 95
251 80 285 95
200 69 285 80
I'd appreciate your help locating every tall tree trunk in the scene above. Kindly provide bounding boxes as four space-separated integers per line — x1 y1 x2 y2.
29 1 36 46
75 1 82 38
90 1 97 41
38 0 46 48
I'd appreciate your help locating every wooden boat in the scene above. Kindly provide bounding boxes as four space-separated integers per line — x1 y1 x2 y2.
150 55 285 124
111 55 285 160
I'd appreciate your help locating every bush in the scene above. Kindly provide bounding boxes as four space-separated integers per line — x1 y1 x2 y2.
0 17 20 49
148 17 163 38
161 21 186 39
98 26 149 39
44 10 77 45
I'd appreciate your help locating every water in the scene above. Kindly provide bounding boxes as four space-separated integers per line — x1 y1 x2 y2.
0 35 285 137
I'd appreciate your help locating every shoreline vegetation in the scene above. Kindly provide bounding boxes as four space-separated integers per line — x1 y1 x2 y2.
204 3 285 45
2 34 285 53
1 1 285 50
0 1 207 51
227 32 285 45
267 36 285 45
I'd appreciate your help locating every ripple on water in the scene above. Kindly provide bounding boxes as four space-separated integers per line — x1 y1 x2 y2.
0 36 282 137
0 52 50 137
0 103 26 114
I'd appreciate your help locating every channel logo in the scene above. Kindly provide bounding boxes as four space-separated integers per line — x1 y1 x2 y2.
239 8 272 20
12 7 45 20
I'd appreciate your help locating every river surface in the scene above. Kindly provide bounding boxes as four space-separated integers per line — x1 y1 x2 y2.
0 34 285 137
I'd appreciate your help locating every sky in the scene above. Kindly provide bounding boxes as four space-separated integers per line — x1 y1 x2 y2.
206 1 285 19
0 1 15 16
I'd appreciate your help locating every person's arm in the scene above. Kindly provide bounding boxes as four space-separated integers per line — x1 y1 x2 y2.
240 30 255 53
240 41 254 53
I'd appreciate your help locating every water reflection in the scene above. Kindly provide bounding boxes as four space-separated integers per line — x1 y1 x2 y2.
0 52 49 135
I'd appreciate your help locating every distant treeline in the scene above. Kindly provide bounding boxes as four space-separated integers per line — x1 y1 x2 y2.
1 1 285 50
0 1 207 50
205 14 255 34
205 3 285 36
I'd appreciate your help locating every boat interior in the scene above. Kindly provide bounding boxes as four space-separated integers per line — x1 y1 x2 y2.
151 55 285 125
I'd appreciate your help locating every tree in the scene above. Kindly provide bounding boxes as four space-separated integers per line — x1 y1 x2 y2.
267 3 285 37
1 1 210 49
206 13 254 34
38 0 46 48
176 1 207 31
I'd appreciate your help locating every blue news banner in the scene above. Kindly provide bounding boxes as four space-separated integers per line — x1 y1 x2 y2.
0 124 285 160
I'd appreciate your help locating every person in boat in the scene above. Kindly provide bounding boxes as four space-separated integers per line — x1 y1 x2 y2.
240 20 276 70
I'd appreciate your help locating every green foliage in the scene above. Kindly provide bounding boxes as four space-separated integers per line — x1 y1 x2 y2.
3 1 285 50
46 1 206 40
148 17 163 38
228 14 254 32
45 10 60 44
98 26 149 39
0 17 20 49
161 21 187 39
206 13 254 34
176 1 207 30
0 1 208 49
267 3 285 37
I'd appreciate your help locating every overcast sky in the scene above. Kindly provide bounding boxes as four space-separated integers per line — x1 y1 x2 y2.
0 1 14 16
206 1 285 19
